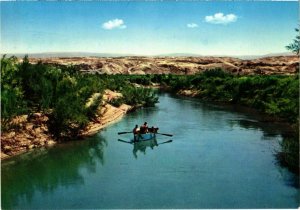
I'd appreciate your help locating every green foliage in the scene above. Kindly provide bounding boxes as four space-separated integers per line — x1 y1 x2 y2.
117 70 298 124
286 27 300 55
47 76 77 137
1 55 159 138
86 94 102 120
109 97 123 107
159 70 299 123
128 75 152 85
202 68 232 78
169 76 190 91
121 86 159 107
2 56 100 137
48 93 89 139
1 56 27 129
46 74 104 139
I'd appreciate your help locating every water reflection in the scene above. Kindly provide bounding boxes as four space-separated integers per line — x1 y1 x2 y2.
133 138 158 158
1 135 107 209
224 110 299 189
228 119 284 138
118 138 173 159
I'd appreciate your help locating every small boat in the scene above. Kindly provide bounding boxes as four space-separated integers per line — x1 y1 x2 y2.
132 132 156 142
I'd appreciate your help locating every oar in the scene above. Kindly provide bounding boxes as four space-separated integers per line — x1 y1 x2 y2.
158 140 173 145
118 131 132 135
118 139 133 144
156 132 173 137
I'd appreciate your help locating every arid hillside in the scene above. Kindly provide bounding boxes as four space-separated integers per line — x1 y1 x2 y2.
27 55 299 75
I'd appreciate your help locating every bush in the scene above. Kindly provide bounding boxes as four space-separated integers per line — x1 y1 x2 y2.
109 97 124 107
121 86 158 107
47 75 88 138
1 56 27 129
202 68 231 78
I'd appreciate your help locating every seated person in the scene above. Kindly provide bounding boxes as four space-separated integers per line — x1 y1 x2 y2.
140 122 148 134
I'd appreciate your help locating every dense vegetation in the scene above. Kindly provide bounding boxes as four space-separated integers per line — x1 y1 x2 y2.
1 56 158 138
126 70 299 123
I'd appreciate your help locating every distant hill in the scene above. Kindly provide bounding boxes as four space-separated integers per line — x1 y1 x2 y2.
1 51 295 59
26 54 298 76
236 52 295 60
1 52 136 58
151 52 295 59
155 53 202 57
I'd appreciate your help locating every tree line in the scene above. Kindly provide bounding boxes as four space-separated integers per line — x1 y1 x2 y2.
125 70 299 123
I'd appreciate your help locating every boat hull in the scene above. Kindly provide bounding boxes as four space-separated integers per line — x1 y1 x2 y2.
133 133 156 142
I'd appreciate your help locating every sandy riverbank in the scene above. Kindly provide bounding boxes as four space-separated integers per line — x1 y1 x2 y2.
1 90 132 160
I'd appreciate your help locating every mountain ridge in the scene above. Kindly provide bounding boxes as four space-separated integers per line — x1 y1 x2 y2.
25 54 299 76
2 51 295 60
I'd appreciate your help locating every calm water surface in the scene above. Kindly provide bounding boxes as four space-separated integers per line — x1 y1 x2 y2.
2 93 299 209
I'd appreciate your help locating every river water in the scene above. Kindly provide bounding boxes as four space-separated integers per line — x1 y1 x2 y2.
2 92 299 209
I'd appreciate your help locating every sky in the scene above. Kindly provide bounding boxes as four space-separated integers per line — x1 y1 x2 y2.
0 1 298 56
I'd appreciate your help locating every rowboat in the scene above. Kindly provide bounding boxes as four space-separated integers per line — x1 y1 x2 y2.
133 132 156 142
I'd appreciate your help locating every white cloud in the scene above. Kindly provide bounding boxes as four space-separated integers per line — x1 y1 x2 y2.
102 19 127 30
205 13 237 25
187 23 198 28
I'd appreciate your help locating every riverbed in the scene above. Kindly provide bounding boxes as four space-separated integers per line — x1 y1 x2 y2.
1 92 299 209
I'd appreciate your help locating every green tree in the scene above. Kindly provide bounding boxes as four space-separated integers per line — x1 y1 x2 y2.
286 27 300 55
1 56 27 129
47 75 89 138
47 73 104 139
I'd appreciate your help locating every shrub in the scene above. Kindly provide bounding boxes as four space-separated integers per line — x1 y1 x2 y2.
1 56 27 129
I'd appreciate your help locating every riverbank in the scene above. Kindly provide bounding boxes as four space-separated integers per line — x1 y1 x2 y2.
1 90 132 160
177 88 296 123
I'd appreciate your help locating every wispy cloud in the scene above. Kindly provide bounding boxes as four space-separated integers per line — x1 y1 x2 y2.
187 23 199 28
205 13 237 25
102 19 127 30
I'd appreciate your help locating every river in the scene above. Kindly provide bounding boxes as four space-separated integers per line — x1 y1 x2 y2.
1 92 299 209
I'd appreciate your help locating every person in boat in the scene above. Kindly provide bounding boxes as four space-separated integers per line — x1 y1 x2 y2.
133 124 139 141
148 126 159 133
140 122 148 134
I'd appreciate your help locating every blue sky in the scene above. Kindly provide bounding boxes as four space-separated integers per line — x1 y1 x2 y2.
1 1 298 56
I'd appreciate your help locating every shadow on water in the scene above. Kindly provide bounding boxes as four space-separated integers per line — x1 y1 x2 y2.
1 135 107 209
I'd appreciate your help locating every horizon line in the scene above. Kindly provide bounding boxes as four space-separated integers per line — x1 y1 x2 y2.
0 51 294 58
